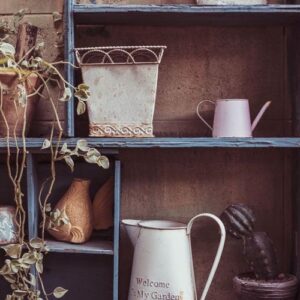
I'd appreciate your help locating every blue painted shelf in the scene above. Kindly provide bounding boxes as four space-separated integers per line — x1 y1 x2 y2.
73 4 300 26
46 239 114 255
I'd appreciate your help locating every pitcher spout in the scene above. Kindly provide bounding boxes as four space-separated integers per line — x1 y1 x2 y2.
122 219 141 246
251 101 271 132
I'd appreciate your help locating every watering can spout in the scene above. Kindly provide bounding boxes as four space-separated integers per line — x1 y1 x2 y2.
251 101 271 132
122 219 141 246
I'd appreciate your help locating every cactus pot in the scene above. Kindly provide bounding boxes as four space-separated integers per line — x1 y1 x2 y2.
233 273 298 300
0 69 40 137
75 46 166 138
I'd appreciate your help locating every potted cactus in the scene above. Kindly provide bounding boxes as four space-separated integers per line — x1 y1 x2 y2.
220 204 298 300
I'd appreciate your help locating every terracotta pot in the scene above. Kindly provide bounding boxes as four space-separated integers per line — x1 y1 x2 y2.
93 178 114 230
47 178 93 244
75 46 166 137
234 273 298 300
0 70 40 137
0 206 18 245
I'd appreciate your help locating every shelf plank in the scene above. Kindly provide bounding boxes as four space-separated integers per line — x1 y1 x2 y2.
1 137 300 149
73 4 300 26
46 239 114 255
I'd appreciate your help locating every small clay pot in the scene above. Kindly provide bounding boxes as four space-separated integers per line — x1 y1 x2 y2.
93 177 114 230
47 178 93 244
234 273 298 300
0 70 40 137
0 206 18 245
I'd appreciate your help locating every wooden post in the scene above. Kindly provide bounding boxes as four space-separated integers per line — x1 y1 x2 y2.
15 22 38 62
288 24 300 299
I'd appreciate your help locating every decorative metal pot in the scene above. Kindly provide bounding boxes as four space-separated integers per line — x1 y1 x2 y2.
0 206 18 245
75 46 166 138
122 213 226 300
197 99 271 137
0 70 40 137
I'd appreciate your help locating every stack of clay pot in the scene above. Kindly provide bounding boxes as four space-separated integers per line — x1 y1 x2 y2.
47 178 114 244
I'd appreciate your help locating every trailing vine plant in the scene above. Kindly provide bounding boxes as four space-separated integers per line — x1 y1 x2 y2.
0 11 109 299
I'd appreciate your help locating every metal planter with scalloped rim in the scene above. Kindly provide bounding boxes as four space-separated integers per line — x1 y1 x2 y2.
75 46 166 138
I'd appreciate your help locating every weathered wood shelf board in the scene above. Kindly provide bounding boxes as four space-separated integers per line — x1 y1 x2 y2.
73 4 300 25
2 137 300 149
46 239 114 255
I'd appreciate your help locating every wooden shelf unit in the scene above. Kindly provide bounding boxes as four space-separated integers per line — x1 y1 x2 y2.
64 1 300 299
11 1 294 299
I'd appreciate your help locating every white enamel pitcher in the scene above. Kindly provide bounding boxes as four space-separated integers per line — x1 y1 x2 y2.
197 99 271 137
122 214 226 300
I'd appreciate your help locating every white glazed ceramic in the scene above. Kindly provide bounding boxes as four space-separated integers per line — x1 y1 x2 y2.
122 214 226 300
197 99 271 137
196 0 266 4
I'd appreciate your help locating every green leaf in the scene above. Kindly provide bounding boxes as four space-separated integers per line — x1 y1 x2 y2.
16 84 27 107
60 142 70 154
0 42 15 57
53 287 68 298
3 274 15 284
20 60 29 68
13 289 28 296
97 156 110 169
87 148 100 157
76 100 86 115
29 56 44 69
78 83 89 91
41 139 51 150
2 244 22 259
59 87 72 102
64 156 74 172
45 203 52 212
35 260 43 274
22 252 37 265
76 139 89 152
84 154 98 165
29 238 44 249
34 42 45 56
13 9 28 27
53 12 63 24
27 273 36 286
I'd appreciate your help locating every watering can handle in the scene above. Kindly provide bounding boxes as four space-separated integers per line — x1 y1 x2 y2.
187 213 226 300
196 101 215 131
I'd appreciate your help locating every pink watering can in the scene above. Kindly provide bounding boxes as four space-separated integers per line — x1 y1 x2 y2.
122 213 226 300
197 99 271 137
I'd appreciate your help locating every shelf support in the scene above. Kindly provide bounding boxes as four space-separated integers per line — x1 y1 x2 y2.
113 160 121 300
65 0 75 137
288 23 300 290
26 153 39 285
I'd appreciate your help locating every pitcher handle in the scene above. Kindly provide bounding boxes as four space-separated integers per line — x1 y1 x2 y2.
196 100 215 131
187 213 226 300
